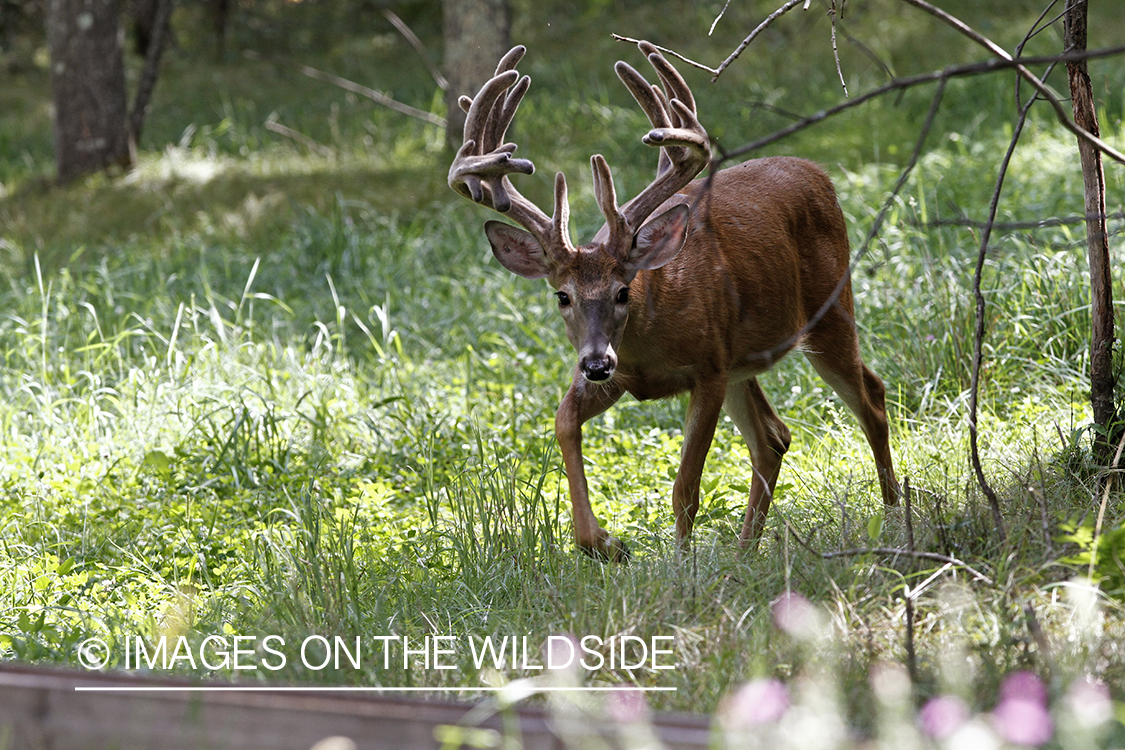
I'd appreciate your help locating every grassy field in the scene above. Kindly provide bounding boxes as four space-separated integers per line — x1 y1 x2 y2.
3 0 1125 746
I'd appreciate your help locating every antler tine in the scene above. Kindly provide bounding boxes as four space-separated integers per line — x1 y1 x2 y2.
484 74 529 152
449 46 574 257
615 61 673 130
481 46 530 151
608 41 711 237
638 40 696 116
495 45 526 76
591 155 630 250
450 69 529 208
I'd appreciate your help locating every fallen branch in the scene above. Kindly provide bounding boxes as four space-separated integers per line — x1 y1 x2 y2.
265 118 333 156
243 50 446 128
382 9 447 91
780 515 994 585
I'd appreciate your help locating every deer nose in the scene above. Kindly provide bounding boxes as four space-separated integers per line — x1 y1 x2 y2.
581 355 616 382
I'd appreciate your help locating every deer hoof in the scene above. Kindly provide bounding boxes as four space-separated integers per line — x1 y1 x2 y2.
580 534 630 563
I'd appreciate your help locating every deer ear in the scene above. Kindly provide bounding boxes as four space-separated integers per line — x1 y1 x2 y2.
486 220 551 279
627 204 689 272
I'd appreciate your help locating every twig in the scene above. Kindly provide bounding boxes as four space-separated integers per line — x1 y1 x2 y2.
899 0 1125 165
779 514 993 585
721 43 1125 161
711 0 809 82
243 50 446 128
820 548 993 585
917 211 1125 230
830 0 848 97
965 9 1073 547
610 35 718 75
265 118 333 156
1090 427 1125 580
382 9 448 91
903 478 917 682
709 0 733 36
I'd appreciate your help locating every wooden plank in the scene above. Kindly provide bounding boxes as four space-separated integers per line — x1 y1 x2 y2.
0 664 712 750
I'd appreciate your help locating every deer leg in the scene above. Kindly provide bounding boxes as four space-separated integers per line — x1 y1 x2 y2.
804 315 900 508
555 374 627 560
724 378 792 547
671 376 728 547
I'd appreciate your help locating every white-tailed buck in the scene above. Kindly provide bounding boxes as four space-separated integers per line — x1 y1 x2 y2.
449 43 899 560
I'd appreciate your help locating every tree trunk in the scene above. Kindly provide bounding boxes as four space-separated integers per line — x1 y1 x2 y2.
1065 0 1118 464
47 0 132 184
442 0 510 152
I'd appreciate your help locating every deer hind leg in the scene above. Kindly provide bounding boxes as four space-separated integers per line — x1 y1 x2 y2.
803 311 900 508
724 378 792 547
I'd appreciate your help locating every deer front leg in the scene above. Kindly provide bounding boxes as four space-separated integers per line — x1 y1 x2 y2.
555 374 627 560
672 376 728 547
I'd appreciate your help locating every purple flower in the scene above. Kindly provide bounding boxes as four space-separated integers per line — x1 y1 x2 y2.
772 591 820 639
607 687 650 724
992 672 1053 746
918 695 970 739
725 678 791 728
1000 671 1048 705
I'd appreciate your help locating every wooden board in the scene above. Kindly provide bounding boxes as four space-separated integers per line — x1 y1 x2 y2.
0 664 712 750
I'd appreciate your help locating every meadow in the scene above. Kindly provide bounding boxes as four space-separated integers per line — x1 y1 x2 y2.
2 0 1125 746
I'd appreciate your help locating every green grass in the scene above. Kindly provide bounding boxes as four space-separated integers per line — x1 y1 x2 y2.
3 1 1125 746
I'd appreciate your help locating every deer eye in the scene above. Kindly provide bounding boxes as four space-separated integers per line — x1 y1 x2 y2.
556 291 571 307
615 287 630 305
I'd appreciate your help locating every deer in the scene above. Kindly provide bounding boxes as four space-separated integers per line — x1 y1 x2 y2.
448 42 899 561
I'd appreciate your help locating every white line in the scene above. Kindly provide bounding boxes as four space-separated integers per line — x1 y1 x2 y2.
74 685 677 693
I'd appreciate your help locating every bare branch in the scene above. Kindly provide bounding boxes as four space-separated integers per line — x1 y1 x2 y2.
781 513 993 584
830 0 848 97
243 50 446 128
265 117 332 156
720 44 1125 162
709 0 733 36
382 9 448 91
712 0 809 82
965 62 1057 550
899 0 1125 165
610 34 718 76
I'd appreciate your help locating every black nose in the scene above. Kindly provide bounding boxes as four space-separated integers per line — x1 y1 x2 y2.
582 357 615 382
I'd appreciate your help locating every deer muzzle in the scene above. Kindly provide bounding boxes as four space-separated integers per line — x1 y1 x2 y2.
580 350 617 382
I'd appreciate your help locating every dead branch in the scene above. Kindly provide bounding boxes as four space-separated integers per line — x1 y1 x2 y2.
781 514 993 584
615 0 811 79
965 19 1069 547
265 118 333 156
382 9 448 91
243 50 446 128
899 0 1125 165
719 43 1125 162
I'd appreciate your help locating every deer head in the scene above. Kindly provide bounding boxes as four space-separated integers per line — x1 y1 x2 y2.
448 42 711 384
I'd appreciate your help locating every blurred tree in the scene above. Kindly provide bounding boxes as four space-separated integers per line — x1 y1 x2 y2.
442 0 509 151
46 0 131 182
46 0 170 183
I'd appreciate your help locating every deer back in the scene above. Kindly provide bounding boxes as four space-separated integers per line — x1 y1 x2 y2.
615 156 854 399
